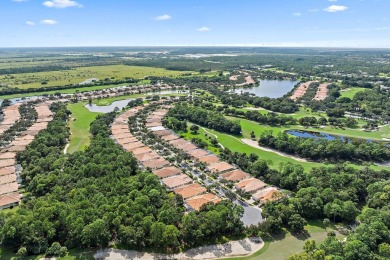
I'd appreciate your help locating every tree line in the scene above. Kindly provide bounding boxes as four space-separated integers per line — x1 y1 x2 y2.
167 103 242 135
258 131 390 162
0 104 245 257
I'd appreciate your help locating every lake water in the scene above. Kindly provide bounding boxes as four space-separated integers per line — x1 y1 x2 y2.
286 130 376 143
85 99 133 113
234 79 298 98
0 96 41 105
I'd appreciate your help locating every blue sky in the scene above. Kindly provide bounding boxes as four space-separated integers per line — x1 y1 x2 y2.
1 0 389 48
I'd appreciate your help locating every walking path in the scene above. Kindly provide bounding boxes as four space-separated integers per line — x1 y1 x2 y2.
241 138 308 162
94 238 264 260
199 126 225 149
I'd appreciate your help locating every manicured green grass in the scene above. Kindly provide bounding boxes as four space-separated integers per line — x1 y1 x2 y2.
178 123 221 154
1 65 191 89
67 102 102 153
198 122 387 171
339 88 367 99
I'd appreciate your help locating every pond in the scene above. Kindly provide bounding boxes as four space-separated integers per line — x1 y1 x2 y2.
234 79 298 98
0 96 41 105
84 99 133 113
286 130 375 143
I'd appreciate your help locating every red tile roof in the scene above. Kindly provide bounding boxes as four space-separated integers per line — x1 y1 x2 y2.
153 166 182 179
186 193 221 211
173 183 207 199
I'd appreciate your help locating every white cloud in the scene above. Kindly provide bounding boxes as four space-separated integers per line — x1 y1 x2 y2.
43 0 82 8
25 21 35 26
154 15 172 21
40 19 58 25
293 12 301 16
197 26 210 32
324 5 348 12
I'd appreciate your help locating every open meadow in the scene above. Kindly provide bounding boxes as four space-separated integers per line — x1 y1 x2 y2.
0 65 191 89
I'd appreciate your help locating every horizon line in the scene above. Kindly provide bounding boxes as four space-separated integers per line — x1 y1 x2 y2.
1 45 390 50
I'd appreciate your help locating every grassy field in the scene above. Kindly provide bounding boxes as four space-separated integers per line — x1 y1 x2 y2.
0 80 151 100
339 87 367 99
0 65 191 89
67 102 101 153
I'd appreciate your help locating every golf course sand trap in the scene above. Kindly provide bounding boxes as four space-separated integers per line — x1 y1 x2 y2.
94 238 264 260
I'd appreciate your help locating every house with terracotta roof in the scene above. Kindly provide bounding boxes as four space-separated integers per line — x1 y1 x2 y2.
123 142 145 151
0 152 16 160
161 135 180 141
177 143 198 152
0 174 17 185
0 193 20 210
162 174 193 189
132 146 153 155
0 167 15 176
187 149 209 159
169 139 188 146
221 169 251 182
208 162 235 174
186 193 222 211
235 178 266 194
117 137 139 145
198 155 220 165
0 159 15 168
173 183 207 199
252 187 280 203
0 182 18 195
143 158 170 170
146 122 163 128
134 151 160 162
154 130 172 136
153 166 182 179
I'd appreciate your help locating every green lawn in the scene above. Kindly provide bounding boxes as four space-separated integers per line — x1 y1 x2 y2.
194 121 387 171
67 102 101 153
339 88 367 99
0 65 191 89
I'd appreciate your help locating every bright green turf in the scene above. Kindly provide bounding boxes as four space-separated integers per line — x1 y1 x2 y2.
197 123 387 171
67 102 102 153
339 87 367 99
